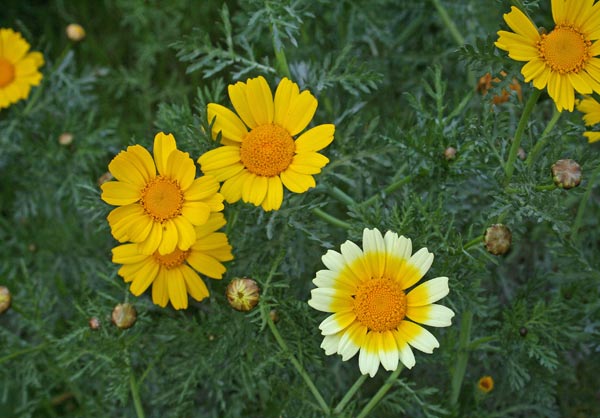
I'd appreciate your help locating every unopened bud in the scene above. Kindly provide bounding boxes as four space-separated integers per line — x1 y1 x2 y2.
444 146 457 160
478 376 494 393
88 317 101 330
58 132 74 146
97 171 114 187
519 326 528 337
0 286 11 314
552 159 581 189
269 309 279 323
28 243 36 252
517 147 526 160
226 278 260 312
484 224 512 255
111 303 137 329
66 24 86 42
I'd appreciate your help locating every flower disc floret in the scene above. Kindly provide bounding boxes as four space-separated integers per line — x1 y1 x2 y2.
354 278 407 332
240 124 295 176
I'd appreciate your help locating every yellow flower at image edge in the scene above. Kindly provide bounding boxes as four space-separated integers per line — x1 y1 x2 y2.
112 213 233 310
0 28 44 109
576 96 600 143
101 132 224 255
198 76 334 211
495 1 600 112
308 228 455 377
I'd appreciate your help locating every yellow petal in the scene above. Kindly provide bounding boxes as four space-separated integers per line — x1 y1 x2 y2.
280 169 316 193
273 78 300 126
194 213 227 238
281 90 318 136
184 176 221 201
220 171 251 203
112 243 149 264
101 181 141 206
262 176 284 211
129 261 160 296
1 29 29 63
294 124 335 153
504 6 540 42
152 269 169 307
245 76 274 125
166 150 195 190
396 321 440 354
197 146 242 174
242 174 268 206
167 269 188 310
181 264 209 301
187 251 227 278
181 201 210 225
288 152 329 174
207 103 247 143
158 220 178 255
153 132 177 176
108 146 152 189
173 217 196 250
138 222 162 255
228 81 258 128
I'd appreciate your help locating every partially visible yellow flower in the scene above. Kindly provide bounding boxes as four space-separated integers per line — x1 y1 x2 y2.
66 23 86 42
101 132 224 255
308 228 454 377
478 376 494 393
112 213 233 310
495 1 600 112
576 96 600 143
0 28 44 109
198 76 334 211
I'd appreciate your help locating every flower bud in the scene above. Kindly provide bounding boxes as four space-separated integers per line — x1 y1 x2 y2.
66 24 86 42
58 132 74 146
478 376 494 393
97 171 114 187
517 147 526 160
552 159 581 189
269 309 279 323
0 286 11 314
484 224 512 255
111 303 137 329
444 147 457 160
89 317 101 330
226 278 260 312
519 326 528 337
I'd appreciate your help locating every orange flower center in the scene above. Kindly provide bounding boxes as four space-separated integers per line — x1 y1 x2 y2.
240 123 295 177
353 278 407 332
152 248 190 269
537 25 591 74
140 176 184 222
0 58 15 88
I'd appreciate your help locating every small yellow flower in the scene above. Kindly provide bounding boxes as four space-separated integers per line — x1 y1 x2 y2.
495 1 600 112
66 23 86 42
0 28 44 110
112 213 233 310
478 376 494 393
308 228 454 377
576 96 600 143
198 76 334 211
101 132 224 255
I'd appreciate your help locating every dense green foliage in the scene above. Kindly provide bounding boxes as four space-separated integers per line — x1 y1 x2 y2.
1 0 599 417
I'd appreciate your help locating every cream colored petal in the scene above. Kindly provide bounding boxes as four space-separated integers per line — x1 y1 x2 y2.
397 321 440 354
319 311 357 336
207 103 248 143
321 333 342 356
228 81 258 128
406 304 455 327
392 333 416 369
406 277 449 306
308 288 354 313
338 322 368 361
359 333 381 377
294 124 335 153
153 132 177 176
362 228 386 279
398 248 434 290
379 330 399 371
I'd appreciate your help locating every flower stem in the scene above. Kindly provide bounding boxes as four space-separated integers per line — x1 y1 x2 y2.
535 184 556 191
333 374 368 414
312 208 351 229
355 366 403 418
504 88 542 185
0 342 48 365
273 43 292 79
463 235 483 251
430 0 464 45
263 305 330 415
450 310 472 405
571 163 600 240
526 108 562 167
130 370 146 418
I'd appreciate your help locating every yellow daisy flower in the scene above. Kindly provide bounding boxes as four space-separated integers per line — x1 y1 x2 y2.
478 375 494 393
0 28 44 109
495 1 600 112
308 228 454 377
198 76 335 211
112 213 233 310
576 96 600 142
101 132 224 255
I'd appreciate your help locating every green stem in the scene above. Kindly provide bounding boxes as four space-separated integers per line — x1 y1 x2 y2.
0 342 48 365
504 89 542 185
463 235 483 251
571 163 600 240
430 0 464 45
274 46 292 79
362 176 412 206
355 366 403 418
330 186 357 206
129 371 146 418
312 208 351 229
264 306 330 415
450 311 472 405
333 374 368 414
525 108 562 167
535 184 556 191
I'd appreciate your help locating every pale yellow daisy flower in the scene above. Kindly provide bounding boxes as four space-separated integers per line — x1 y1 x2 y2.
495 1 600 112
101 132 224 255
198 76 334 211
308 228 454 377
